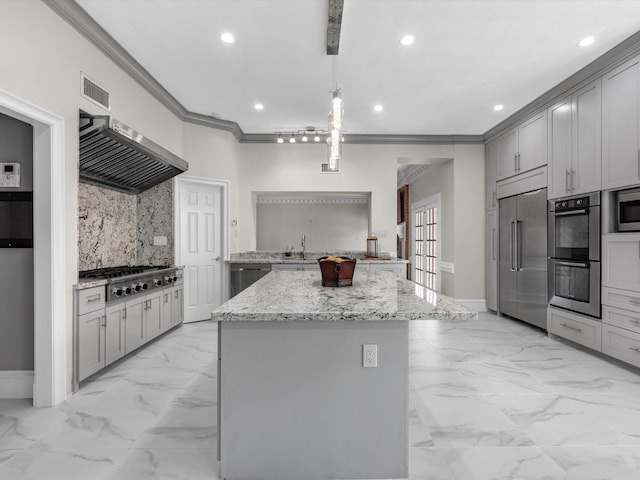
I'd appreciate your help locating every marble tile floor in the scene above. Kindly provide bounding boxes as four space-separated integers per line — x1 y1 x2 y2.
2 313 640 479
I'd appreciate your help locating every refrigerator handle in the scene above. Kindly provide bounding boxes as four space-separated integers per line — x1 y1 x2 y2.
510 221 516 271
515 220 522 271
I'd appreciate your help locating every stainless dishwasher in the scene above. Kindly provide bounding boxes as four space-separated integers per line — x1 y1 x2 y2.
230 263 271 297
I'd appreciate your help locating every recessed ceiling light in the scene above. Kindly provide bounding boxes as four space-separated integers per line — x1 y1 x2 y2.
400 35 415 46
494 104 504 111
221 32 235 44
578 36 595 47
374 104 384 112
254 103 264 111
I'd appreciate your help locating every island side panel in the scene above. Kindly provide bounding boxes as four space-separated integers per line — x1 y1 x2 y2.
219 320 409 480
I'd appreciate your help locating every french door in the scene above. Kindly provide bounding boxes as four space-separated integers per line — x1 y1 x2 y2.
411 194 440 291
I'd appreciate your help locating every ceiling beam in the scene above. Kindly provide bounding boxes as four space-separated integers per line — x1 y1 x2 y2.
326 0 344 55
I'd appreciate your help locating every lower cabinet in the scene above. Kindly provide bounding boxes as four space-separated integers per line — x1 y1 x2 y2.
602 324 640 369
145 290 164 341
77 309 106 381
105 302 126 365
547 306 602 351
76 282 184 385
367 262 406 277
124 295 147 352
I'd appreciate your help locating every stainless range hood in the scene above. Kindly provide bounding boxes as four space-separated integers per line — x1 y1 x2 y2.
79 112 188 194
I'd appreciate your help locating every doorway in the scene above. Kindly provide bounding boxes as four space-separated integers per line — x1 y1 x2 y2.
411 193 441 291
0 91 66 406
175 176 229 322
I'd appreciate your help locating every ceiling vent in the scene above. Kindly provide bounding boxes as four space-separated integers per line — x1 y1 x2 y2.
81 73 110 111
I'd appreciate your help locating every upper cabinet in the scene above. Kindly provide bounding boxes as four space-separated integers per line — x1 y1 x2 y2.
602 55 640 190
496 111 548 181
485 140 498 210
548 80 602 199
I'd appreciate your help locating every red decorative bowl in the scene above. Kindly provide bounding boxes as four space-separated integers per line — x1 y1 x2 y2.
317 256 357 287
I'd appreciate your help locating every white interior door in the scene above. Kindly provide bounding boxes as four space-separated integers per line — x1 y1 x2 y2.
179 179 223 322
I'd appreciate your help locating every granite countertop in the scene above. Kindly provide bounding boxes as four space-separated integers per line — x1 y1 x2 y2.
212 270 476 322
229 251 408 264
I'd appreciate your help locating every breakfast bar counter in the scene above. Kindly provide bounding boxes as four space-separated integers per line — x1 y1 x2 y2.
212 270 475 480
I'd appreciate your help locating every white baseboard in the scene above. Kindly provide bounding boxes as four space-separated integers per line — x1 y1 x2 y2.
0 371 34 399
455 299 487 312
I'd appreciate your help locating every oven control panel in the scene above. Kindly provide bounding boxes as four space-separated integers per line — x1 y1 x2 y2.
554 196 589 211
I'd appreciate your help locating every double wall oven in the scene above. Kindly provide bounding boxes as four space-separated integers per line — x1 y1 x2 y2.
548 192 600 318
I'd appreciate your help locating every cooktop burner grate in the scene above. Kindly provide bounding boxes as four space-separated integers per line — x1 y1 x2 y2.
79 265 172 280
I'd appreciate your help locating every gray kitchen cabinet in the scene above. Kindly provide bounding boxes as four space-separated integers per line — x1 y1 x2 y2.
77 309 106 381
172 285 184 326
485 139 498 210
485 210 498 312
124 296 147 352
145 290 164 340
602 234 640 291
602 55 640 190
272 262 318 271
547 306 602 351
548 80 602 199
496 111 547 181
76 285 106 382
160 288 174 332
104 302 126 365
367 262 406 277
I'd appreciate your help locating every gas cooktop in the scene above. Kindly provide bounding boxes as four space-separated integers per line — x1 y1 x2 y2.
79 265 172 280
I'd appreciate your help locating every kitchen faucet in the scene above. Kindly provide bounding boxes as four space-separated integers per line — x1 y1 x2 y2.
301 234 306 259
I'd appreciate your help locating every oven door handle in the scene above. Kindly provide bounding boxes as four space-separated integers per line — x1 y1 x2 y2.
555 260 590 269
553 208 588 217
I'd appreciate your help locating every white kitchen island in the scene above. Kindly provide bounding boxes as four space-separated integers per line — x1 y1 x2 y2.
212 270 475 480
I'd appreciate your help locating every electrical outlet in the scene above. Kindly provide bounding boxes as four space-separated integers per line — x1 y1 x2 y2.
363 344 378 368
153 235 167 246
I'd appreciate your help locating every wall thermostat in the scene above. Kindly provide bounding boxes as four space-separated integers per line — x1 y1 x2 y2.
0 163 20 187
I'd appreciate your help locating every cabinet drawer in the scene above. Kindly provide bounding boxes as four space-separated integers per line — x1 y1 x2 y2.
77 286 106 315
602 324 640 369
602 286 640 314
547 307 602 351
602 304 640 334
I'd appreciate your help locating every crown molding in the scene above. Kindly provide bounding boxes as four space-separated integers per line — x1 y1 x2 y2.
256 193 369 205
44 0 488 146
397 164 430 188
46 0 640 147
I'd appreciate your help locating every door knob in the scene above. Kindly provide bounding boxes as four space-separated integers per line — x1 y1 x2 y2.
214 257 221 261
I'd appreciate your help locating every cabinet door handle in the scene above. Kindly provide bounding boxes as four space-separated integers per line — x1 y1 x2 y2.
517 153 521 171
101 315 106 328
629 346 640 354
492 191 497 208
560 323 582 333
87 294 101 303
565 170 570 193
514 153 518 173
571 169 576 192
629 319 640 326
492 227 496 261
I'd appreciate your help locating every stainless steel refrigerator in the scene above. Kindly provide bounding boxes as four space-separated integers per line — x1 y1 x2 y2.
499 188 548 330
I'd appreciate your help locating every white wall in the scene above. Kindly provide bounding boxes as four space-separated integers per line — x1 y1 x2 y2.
407 144 485 301
256 202 369 251
0 1 184 396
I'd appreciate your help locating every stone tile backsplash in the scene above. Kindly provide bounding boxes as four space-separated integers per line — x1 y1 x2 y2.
78 181 174 270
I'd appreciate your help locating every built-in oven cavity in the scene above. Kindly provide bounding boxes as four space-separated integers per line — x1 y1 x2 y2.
548 191 601 318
